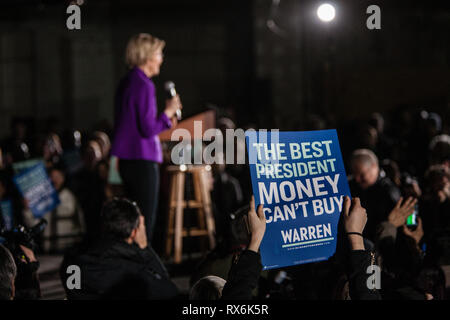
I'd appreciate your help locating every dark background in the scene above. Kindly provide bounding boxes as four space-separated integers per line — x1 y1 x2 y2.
0 0 449 136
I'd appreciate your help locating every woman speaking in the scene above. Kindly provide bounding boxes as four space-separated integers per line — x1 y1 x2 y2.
111 33 181 242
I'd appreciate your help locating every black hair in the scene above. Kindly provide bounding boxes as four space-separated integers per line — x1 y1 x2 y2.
0 244 17 300
100 198 141 240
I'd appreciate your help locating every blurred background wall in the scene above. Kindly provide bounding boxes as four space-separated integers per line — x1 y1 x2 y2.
0 0 449 136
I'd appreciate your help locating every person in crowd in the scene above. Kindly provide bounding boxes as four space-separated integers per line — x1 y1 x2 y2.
210 151 244 244
421 165 450 236
421 165 450 268
22 166 85 253
82 139 103 171
41 133 63 168
110 33 181 242
190 200 254 287
0 244 16 300
190 196 265 300
429 134 450 167
95 159 114 200
381 159 401 188
92 131 111 160
60 198 179 300
190 195 382 300
356 124 378 153
0 241 40 300
348 149 401 240
400 174 422 199
70 139 106 243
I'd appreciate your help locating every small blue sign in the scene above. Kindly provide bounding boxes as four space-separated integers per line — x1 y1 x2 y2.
13 163 60 218
245 129 351 270
0 200 14 230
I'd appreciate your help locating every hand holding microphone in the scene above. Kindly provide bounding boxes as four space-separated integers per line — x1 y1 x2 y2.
164 81 182 121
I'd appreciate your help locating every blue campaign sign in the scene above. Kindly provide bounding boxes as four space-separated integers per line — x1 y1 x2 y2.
245 129 351 270
0 200 14 230
13 163 60 218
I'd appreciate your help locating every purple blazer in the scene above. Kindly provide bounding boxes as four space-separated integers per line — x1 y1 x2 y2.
111 67 172 163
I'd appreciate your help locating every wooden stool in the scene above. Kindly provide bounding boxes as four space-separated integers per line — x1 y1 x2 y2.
165 165 216 264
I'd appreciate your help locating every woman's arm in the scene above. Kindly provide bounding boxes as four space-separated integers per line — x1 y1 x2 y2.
135 82 172 138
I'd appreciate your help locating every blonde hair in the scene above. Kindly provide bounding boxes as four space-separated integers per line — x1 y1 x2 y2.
125 33 165 68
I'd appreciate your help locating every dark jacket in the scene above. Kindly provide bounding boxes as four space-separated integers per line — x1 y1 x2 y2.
60 238 179 300
349 173 401 241
347 250 381 300
221 250 262 300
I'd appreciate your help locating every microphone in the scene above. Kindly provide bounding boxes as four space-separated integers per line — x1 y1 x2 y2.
164 81 182 120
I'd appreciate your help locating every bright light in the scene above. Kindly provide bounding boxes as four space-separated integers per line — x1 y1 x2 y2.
317 4 335 22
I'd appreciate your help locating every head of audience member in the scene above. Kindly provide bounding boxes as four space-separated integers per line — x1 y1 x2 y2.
100 198 142 244
416 267 446 300
357 125 378 150
305 114 326 131
189 275 227 300
429 134 450 167
49 166 66 192
93 131 111 159
350 149 380 190
369 112 385 135
400 174 422 199
424 165 450 203
381 159 401 187
42 133 63 164
217 117 236 133
0 244 17 300
83 140 103 170
424 112 442 138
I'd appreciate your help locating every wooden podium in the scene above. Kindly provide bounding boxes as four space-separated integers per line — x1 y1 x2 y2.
159 111 216 263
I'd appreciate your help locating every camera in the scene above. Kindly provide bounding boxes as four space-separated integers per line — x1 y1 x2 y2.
0 219 47 300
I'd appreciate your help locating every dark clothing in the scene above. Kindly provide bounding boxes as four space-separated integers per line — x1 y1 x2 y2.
119 159 160 242
61 238 179 300
375 221 426 300
422 198 450 241
211 171 244 243
421 198 450 266
221 250 262 300
349 173 401 241
347 250 381 300
69 168 105 244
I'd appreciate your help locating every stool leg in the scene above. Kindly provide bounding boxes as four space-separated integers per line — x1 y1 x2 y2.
192 171 207 252
199 169 216 249
165 173 177 258
174 171 185 264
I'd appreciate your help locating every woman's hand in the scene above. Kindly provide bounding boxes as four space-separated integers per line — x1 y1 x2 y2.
402 217 424 245
134 215 148 249
19 245 37 263
342 196 367 250
164 94 182 119
247 196 266 253
387 197 417 227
